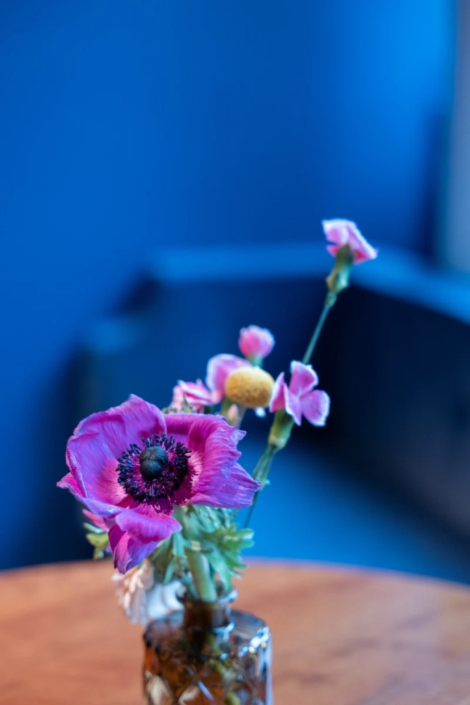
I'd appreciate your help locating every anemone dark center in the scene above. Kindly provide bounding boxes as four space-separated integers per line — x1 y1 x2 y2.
116 434 191 504
139 445 169 481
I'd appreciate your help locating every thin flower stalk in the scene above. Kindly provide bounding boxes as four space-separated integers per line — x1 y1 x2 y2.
243 444 276 529
245 221 378 528
302 292 337 366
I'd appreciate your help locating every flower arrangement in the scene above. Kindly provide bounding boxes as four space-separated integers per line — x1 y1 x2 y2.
59 219 377 625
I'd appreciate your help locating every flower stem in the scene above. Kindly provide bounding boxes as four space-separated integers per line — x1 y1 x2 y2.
302 292 337 365
220 396 233 419
220 397 246 426
174 506 217 601
253 443 276 484
244 444 276 529
245 291 337 529
185 548 217 602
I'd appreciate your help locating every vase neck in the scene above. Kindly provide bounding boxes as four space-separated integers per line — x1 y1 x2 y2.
180 590 237 631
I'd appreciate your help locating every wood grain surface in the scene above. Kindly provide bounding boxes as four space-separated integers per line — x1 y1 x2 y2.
1 560 470 704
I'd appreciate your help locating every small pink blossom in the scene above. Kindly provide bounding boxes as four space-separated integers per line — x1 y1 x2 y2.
206 354 251 404
269 361 330 427
239 325 275 362
171 380 215 412
322 219 377 264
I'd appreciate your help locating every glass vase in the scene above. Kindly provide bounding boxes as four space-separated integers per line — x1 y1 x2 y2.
143 590 272 704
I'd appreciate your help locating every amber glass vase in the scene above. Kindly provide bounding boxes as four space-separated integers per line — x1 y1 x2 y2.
143 590 272 704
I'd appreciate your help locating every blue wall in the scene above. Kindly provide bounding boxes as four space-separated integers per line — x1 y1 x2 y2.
0 0 454 567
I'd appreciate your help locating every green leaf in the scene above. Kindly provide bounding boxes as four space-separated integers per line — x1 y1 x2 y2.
206 549 233 592
147 505 255 596
85 531 109 560
83 522 104 534
186 507 254 589
225 693 241 705
148 530 191 585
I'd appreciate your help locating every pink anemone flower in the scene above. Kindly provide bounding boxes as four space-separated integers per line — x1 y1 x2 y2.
322 219 377 264
269 361 330 427
238 325 275 362
206 354 251 403
171 379 216 412
58 395 260 573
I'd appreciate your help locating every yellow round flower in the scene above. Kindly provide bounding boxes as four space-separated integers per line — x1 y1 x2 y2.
225 367 274 409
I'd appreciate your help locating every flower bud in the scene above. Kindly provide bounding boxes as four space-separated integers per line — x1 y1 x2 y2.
325 243 354 294
225 367 275 409
323 219 377 295
238 325 275 364
323 219 378 264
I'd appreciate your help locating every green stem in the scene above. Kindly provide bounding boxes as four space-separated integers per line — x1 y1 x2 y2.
302 292 336 365
185 548 217 602
220 396 233 419
220 397 245 426
174 506 217 602
244 444 276 529
236 405 247 427
253 444 276 484
244 290 337 530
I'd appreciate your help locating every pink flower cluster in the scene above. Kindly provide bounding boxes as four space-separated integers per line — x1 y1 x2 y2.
172 325 275 412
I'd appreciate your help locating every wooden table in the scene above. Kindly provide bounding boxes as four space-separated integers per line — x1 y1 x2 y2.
1 561 470 704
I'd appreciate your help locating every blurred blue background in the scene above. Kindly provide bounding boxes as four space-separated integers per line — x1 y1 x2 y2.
3 0 469 580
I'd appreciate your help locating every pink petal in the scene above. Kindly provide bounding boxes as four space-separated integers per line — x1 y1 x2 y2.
177 379 214 411
322 219 349 251
284 388 303 426
322 219 378 264
78 497 124 520
300 390 331 427
82 509 109 532
269 372 287 412
238 325 275 360
206 354 250 403
109 505 181 574
170 385 185 411
75 395 167 457
108 525 160 574
289 361 318 396
115 506 181 543
191 463 261 509
166 413 248 509
188 415 244 479
66 431 126 505
165 413 198 446
57 471 85 499
176 414 250 507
